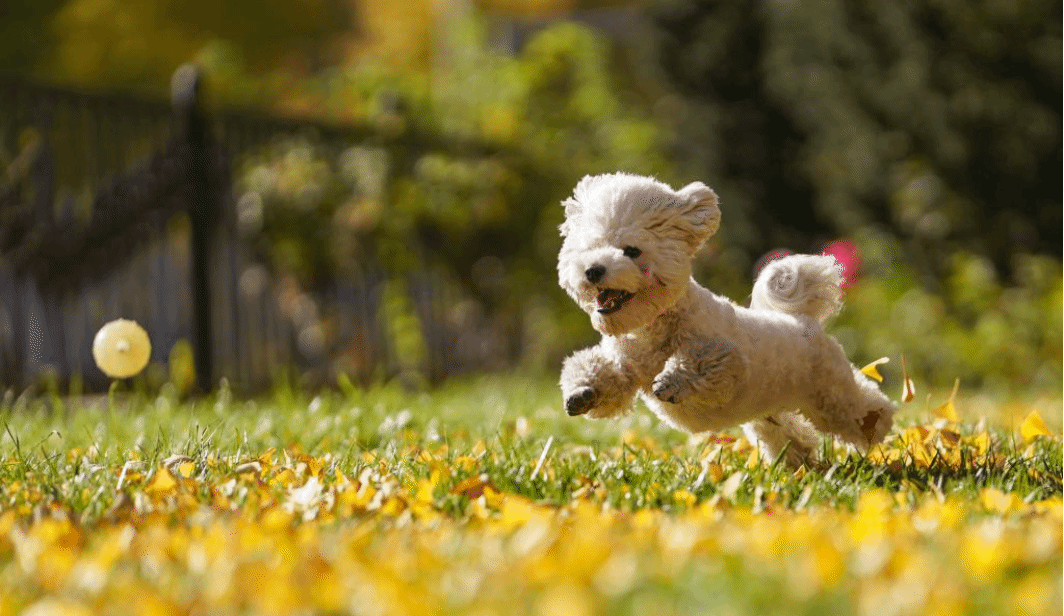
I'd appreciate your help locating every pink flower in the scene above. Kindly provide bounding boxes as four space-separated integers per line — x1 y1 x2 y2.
820 239 861 288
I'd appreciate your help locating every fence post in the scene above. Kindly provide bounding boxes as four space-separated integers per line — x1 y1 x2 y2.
172 65 218 393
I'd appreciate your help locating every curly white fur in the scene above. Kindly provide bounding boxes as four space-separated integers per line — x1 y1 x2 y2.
558 172 895 467
751 255 843 323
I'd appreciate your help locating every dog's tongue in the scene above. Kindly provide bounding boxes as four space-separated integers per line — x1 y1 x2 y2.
596 289 622 309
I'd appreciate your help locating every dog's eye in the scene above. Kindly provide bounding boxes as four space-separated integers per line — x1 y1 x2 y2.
622 246 642 259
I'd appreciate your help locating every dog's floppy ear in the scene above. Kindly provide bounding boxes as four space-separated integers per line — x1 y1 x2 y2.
559 175 598 237
673 181 721 252
559 197 581 237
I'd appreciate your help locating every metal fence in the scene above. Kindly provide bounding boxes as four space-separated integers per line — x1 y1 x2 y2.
0 66 536 393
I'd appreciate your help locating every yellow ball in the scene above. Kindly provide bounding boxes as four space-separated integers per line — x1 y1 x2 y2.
93 319 152 378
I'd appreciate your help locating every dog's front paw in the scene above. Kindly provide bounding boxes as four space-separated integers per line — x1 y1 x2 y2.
565 387 597 416
652 373 687 404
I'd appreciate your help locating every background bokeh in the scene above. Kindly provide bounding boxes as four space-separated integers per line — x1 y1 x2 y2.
2 0 1060 395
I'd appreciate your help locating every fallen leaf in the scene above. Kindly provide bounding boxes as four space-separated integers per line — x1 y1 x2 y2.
932 378 961 422
452 475 495 499
144 467 177 495
673 489 697 508
860 357 890 382
900 354 915 403
1020 410 1051 443
980 488 1024 515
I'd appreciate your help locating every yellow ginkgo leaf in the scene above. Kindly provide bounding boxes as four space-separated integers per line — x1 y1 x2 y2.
452 474 495 499
932 378 961 422
900 354 916 403
175 461 196 478
705 462 724 484
270 468 297 488
673 489 697 508
145 466 178 495
163 454 196 478
969 431 992 457
979 487 1024 515
414 478 435 504
1020 410 1051 443
860 357 890 382
498 495 537 528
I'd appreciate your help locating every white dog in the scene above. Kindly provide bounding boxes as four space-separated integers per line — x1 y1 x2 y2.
557 172 895 467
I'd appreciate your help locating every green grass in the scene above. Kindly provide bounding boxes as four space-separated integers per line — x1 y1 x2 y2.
1 376 1061 616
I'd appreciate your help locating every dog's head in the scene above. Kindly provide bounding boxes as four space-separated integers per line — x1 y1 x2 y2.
558 173 720 335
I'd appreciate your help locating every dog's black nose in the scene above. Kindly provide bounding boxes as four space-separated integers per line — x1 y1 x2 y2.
585 264 606 283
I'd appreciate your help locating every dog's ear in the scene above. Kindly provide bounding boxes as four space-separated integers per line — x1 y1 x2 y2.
559 197 581 237
674 182 720 252
560 175 600 237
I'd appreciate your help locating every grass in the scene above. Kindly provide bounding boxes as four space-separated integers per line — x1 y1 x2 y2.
0 375 1061 616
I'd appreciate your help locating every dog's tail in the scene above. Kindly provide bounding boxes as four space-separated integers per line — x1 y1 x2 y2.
751 254 843 324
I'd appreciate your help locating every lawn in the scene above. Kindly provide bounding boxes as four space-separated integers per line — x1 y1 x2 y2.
1 376 1060 616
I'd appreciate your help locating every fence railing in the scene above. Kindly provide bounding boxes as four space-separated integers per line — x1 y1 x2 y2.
0 66 542 393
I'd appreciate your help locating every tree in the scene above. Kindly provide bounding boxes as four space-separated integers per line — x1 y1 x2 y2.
33 0 351 94
648 0 1061 283
0 1 68 74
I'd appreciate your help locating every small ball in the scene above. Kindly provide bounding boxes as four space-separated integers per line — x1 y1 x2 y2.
93 319 152 378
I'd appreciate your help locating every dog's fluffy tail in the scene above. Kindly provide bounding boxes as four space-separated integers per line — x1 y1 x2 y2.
751 254 843 324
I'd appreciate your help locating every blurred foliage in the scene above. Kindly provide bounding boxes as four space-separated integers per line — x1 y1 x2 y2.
0 1 67 72
232 6 1063 392
833 231 1062 392
648 0 1061 284
644 0 1062 393
3 0 351 91
3 1 1059 392
229 17 674 379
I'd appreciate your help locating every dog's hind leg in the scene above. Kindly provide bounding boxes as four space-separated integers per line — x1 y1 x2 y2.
798 339 896 450
742 411 819 468
561 346 639 419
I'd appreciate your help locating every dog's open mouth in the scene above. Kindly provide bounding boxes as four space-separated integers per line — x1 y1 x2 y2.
596 289 634 314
